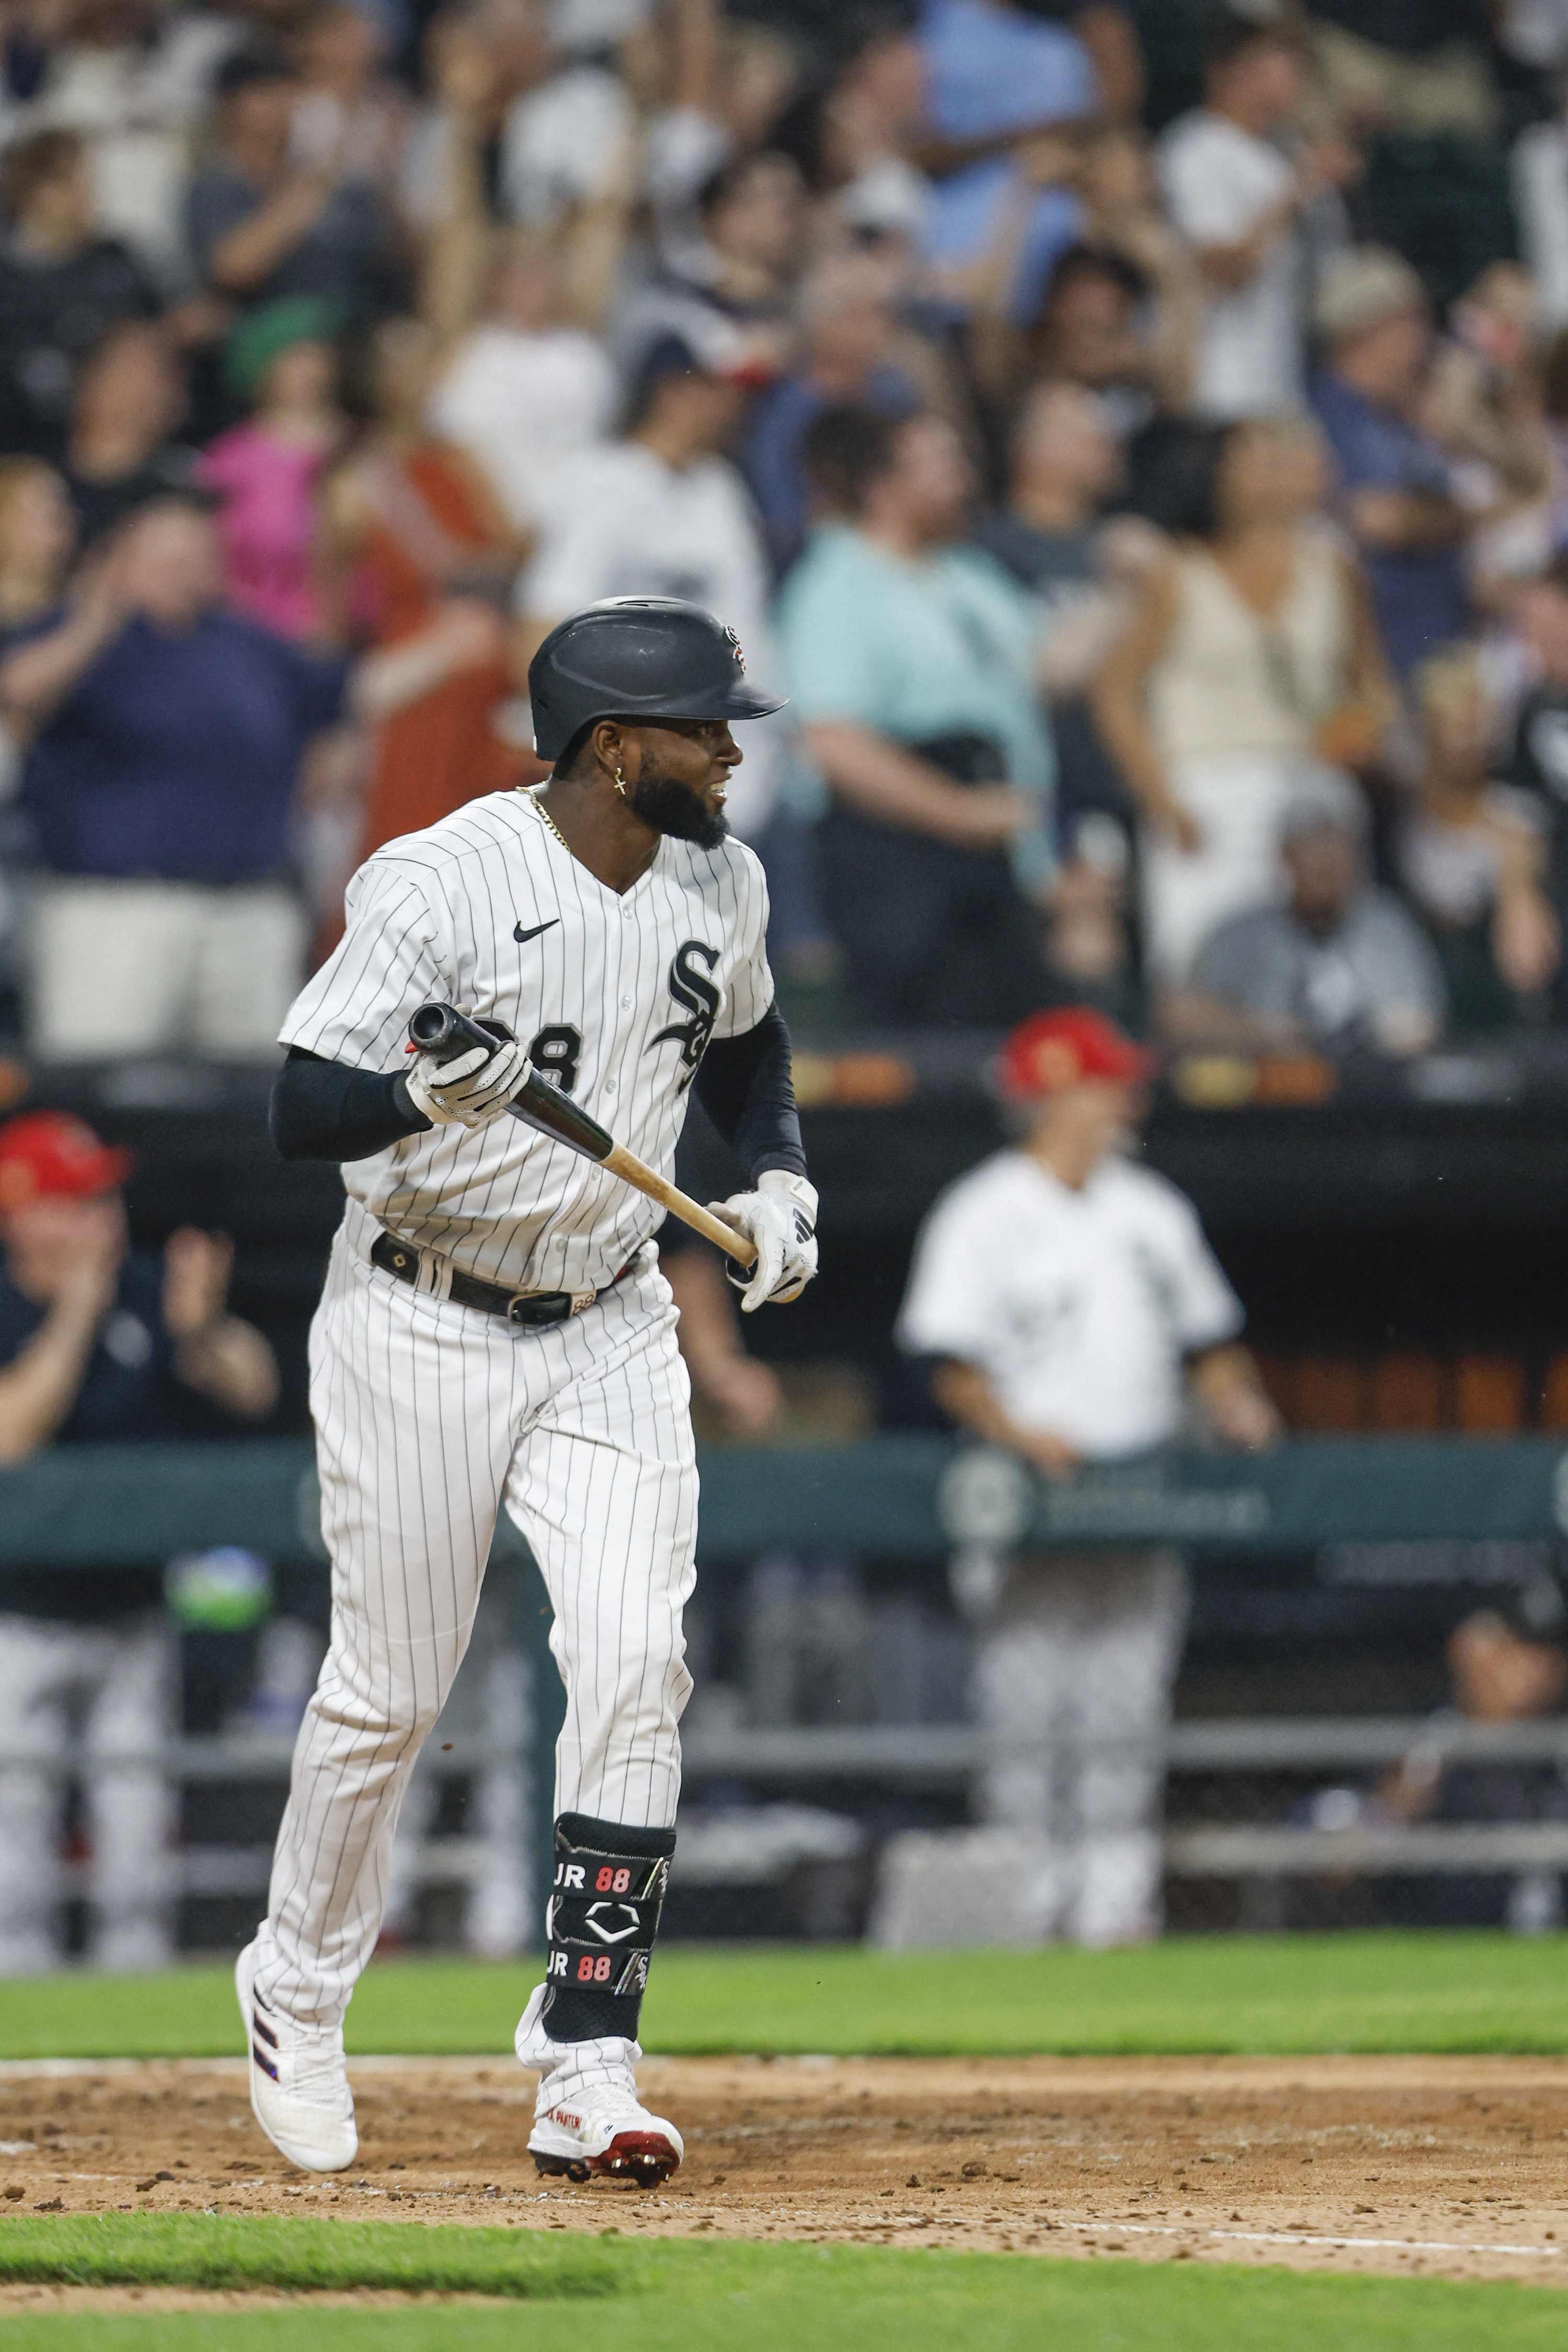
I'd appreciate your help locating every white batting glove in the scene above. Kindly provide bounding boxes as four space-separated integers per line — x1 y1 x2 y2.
709 1171 818 1312
403 1036 529 1129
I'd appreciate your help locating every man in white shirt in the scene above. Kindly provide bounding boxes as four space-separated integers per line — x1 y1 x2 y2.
500 40 636 228
428 233 617 537
515 331 785 840
892 1007 1278 1946
1158 19 1351 420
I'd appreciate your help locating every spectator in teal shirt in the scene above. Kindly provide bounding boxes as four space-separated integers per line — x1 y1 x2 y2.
776 405 1057 1027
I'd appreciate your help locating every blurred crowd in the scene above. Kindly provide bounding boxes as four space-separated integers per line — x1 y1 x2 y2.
6 0 1568 1055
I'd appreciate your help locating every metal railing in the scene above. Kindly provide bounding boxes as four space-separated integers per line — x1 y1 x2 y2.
8 1437 1568 1908
14 1717 1566 1895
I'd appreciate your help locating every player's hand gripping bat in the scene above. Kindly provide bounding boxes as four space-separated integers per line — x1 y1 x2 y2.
407 1002 758 1270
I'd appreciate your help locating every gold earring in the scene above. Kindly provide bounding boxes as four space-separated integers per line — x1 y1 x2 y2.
613 766 629 800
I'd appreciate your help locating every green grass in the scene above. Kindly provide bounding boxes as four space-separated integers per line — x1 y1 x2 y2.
0 2210 615 2298
1 1934 1567 2062
0 2215 1562 2350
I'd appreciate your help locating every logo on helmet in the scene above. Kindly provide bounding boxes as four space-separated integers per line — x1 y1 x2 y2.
723 624 747 673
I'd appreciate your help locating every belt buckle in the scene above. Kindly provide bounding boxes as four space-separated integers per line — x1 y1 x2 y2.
381 1240 417 1282
505 1289 537 1325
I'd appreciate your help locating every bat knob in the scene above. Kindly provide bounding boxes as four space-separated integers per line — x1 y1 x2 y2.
408 1002 460 1055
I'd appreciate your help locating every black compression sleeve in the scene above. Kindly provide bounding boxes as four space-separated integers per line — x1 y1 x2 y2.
269 1045 433 1164
692 1001 807 1182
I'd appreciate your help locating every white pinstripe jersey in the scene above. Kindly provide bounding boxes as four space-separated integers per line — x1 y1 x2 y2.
280 788 775 1292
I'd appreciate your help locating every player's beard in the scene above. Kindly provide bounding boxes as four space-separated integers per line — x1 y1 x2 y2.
630 766 731 851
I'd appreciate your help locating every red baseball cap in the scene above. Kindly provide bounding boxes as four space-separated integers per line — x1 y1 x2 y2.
995 1008 1155 1100
0 1111 132 1213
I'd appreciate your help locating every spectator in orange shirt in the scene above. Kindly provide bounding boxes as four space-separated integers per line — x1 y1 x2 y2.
322 314 532 862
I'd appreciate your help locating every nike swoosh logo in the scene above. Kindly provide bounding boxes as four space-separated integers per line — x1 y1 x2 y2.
514 919 559 944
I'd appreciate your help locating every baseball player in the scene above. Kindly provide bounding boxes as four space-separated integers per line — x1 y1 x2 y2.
238 597 816 2183
896 1008 1277 1945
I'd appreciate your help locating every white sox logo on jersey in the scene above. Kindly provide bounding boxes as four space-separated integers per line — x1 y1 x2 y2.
521 941 722 1100
649 940 721 1090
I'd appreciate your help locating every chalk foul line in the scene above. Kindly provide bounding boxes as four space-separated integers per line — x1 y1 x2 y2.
1062 2218 1559 2260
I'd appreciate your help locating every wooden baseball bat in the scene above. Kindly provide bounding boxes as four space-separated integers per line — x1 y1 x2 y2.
406 1002 758 1270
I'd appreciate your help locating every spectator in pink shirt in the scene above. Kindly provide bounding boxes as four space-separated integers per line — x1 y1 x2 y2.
196 297 348 641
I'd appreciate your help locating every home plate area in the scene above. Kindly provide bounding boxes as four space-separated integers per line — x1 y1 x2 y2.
0 2053 1563 2287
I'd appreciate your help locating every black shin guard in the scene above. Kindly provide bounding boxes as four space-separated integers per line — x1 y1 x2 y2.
541 1812 675 2042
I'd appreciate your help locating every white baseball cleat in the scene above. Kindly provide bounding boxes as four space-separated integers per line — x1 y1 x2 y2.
235 1941 358 2174
515 1982 683 2187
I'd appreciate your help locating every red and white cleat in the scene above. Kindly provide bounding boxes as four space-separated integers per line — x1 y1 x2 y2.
529 2080 684 2186
515 1983 682 2187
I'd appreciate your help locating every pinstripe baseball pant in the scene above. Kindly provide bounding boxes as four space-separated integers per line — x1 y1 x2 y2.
251 1203 698 2026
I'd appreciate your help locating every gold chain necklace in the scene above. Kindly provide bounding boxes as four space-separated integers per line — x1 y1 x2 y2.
527 789 571 854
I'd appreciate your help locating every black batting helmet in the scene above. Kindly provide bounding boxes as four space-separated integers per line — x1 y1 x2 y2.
527 597 787 764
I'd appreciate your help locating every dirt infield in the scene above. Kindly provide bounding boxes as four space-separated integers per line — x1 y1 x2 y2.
1 2053 1565 2289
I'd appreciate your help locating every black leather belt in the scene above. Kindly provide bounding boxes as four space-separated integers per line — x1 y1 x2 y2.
370 1229 635 1327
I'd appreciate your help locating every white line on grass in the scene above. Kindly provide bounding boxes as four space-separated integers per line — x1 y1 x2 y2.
1064 2220 1560 2260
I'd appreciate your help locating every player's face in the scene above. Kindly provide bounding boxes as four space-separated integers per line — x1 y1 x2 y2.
1033 1079 1145 1166
625 718 743 850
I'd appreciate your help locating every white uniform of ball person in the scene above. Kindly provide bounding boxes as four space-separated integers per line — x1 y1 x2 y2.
896 1007 1279 1945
